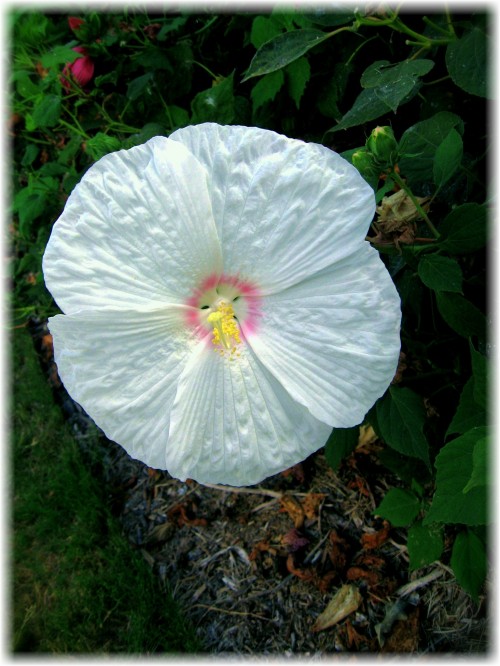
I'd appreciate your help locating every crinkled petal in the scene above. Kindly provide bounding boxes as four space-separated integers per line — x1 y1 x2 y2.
245 243 401 428
48 306 197 468
165 341 332 486
170 123 375 294
43 137 222 314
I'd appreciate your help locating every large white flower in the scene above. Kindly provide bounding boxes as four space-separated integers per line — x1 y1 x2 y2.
42 123 401 487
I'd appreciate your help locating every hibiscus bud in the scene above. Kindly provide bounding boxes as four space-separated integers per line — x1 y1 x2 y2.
365 126 399 167
61 47 95 91
351 148 379 184
68 17 85 33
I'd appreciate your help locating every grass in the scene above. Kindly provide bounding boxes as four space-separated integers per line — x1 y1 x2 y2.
10 325 203 654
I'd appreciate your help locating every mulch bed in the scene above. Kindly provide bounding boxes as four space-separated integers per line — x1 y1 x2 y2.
27 317 488 655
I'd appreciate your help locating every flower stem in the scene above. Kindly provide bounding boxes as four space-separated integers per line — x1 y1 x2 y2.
391 170 440 238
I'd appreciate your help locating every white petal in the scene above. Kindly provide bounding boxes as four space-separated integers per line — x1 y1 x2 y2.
246 243 401 428
170 123 375 293
43 137 222 314
48 306 197 468
165 341 332 486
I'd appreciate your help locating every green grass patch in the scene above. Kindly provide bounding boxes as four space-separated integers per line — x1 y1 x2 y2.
11 326 202 654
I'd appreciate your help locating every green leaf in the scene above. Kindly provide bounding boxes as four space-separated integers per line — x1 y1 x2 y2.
433 128 463 190
251 70 285 113
85 133 122 161
417 254 463 293
435 292 486 339
21 144 39 167
317 62 352 119
470 342 488 410
303 10 354 27
361 59 434 88
324 426 359 470
13 188 47 236
126 72 154 101
14 70 40 99
450 530 487 601
446 377 487 438
285 57 311 108
446 27 490 98
329 88 395 132
41 44 81 68
463 437 488 494
407 522 444 571
374 488 421 527
242 29 329 81
29 94 61 129
424 427 489 526
191 73 235 124
398 111 463 188
376 387 430 466
438 203 487 254
361 59 434 111
250 15 283 49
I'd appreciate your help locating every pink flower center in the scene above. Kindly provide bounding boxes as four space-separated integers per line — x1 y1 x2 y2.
185 274 262 344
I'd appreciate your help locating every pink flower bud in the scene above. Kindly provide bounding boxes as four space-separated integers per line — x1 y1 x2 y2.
61 46 94 91
68 17 85 33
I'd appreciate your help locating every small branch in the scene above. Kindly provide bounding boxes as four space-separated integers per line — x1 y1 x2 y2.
200 482 283 498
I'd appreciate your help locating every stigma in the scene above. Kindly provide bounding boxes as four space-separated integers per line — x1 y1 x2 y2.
207 302 241 358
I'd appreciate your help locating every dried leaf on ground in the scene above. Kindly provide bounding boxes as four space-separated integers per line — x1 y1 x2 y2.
279 494 305 528
301 493 326 520
286 553 314 581
361 521 391 549
312 584 363 632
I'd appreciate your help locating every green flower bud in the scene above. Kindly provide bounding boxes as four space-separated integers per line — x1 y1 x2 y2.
366 126 399 167
351 148 379 186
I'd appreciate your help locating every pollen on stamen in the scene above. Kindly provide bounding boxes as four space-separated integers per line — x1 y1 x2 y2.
207 303 241 358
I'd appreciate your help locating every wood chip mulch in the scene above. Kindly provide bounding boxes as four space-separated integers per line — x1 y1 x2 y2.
27 317 489 655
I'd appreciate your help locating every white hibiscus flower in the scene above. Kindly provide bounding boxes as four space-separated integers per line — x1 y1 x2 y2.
42 123 401 487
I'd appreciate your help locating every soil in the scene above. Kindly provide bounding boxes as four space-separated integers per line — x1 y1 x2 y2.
27 317 488 655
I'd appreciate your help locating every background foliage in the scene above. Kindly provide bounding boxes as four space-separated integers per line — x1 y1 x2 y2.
10 5 490 605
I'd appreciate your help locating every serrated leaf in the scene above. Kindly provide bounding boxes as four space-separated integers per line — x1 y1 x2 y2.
438 203 487 255
242 29 329 81
324 426 359 470
329 88 394 132
85 132 122 161
126 72 154 101
374 488 421 527
30 94 61 129
285 56 310 108
361 59 434 112
450 530 487 601
407 522 444 571
463 437 488 494
417 254 463 293
446 377 487 437
436 292 486 339
424 427 489 526
376 387 430 466
41 43 81 68
251 70 285 113
446 27 490 98
433 128 463 189
398 111 463 188
191 73 235 124
250 15 283 49
361 59 434 88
